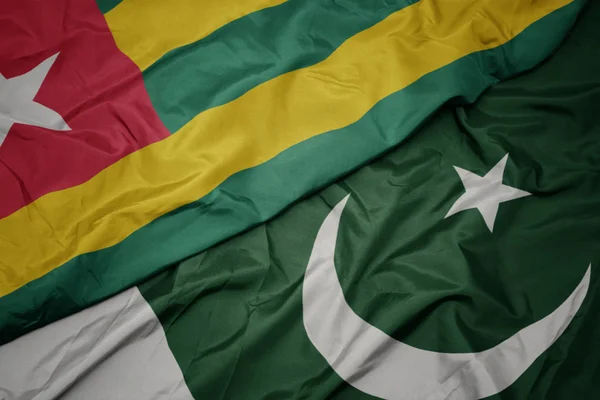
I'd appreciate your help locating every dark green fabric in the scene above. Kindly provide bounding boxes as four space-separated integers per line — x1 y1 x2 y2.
140 3 600 398
0 0 586 345
95 0 121 14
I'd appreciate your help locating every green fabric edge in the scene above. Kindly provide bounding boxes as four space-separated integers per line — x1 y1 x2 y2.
95 0 122 14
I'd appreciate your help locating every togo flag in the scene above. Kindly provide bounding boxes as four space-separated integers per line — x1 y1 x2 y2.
2 2 599 399
0 0 588 343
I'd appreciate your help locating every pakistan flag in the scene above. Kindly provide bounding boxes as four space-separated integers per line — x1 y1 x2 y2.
2 3 599 400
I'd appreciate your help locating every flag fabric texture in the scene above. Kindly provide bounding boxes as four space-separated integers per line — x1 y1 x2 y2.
0 0 588 345
1 0 599 398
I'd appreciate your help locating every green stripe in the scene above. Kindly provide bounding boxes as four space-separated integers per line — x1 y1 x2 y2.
96 0 122 14
0 0 585 345
142 0 419 133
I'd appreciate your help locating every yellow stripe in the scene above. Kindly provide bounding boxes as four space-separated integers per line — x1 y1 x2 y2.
105 0 287 71
0 0 572 296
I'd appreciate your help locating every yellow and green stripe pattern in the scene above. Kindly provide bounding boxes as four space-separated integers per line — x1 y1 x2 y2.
0 0 586 344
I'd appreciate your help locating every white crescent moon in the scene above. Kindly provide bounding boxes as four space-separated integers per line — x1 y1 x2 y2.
302 195 590 400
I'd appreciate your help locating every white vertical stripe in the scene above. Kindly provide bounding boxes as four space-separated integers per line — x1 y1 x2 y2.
0 288 195 400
